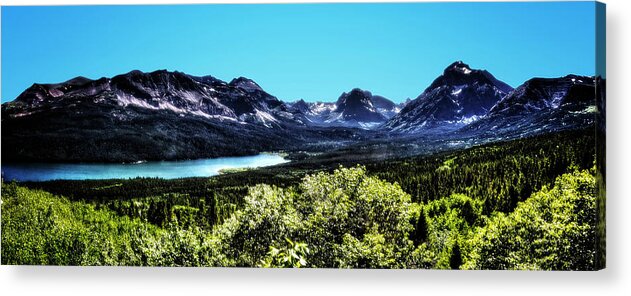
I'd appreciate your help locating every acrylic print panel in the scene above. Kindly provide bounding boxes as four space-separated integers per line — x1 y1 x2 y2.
0 1 606 270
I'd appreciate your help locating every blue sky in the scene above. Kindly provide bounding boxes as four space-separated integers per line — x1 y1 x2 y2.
2 2 597 103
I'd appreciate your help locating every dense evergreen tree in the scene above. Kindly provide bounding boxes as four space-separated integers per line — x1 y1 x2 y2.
411 208 428 246
450 241 463 270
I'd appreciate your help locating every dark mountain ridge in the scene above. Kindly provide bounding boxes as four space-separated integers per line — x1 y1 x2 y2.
1 70 372 162
459 74 599 139
2 63 601 163
8 69 295 126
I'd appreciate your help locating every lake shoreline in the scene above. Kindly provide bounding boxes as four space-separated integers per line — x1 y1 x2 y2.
1 153 290 182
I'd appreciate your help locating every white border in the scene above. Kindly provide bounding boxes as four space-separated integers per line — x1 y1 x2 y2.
1 1 629 295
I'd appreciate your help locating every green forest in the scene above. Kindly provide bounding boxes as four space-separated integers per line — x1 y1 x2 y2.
1 129 602 269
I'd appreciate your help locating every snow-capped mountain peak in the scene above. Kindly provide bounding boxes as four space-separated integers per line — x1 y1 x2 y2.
383 61 514 133
229 77 264 93
447 61 473 75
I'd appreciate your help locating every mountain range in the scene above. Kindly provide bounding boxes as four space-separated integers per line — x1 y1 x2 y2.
1 61 602 162
287 88 404 129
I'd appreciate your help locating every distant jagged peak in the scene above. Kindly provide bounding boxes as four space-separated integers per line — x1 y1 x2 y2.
349 87 372 95
117 69 170 81
229 76 264 92
116 69 193 82
425 60 514 94
289 99 312 113
445 60 473 75
191 74 227 86
149 69 170 75
522 74 594 86
62 76 94 86
122 69 146 76
292 98 310 107
25 75 93 89
336 88 373 105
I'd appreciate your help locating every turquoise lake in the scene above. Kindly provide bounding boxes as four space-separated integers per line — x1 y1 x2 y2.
1 153 289 181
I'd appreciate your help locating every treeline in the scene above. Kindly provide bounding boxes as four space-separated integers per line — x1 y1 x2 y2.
21 169 297 202
20 167 307 229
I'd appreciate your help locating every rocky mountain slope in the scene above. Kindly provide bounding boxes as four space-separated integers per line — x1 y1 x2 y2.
459 75 600 139
383 61 513 133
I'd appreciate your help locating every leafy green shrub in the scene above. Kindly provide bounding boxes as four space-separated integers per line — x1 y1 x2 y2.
259 238 310 268
213 166 416 268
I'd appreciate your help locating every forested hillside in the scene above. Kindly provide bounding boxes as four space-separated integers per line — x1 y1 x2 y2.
1 165 598 269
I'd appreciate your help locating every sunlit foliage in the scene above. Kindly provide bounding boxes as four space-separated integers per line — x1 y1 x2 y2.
463 169 597 270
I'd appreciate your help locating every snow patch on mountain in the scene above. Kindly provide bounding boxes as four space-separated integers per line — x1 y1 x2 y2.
451 85 466 96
